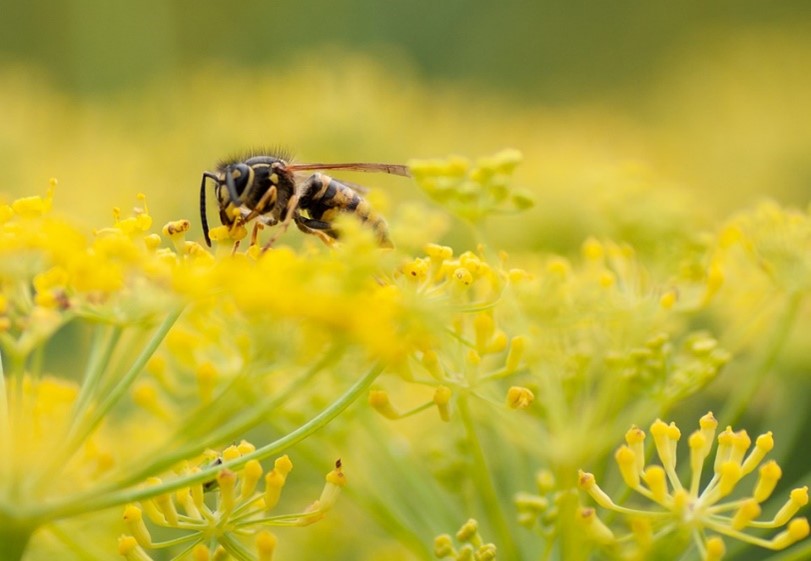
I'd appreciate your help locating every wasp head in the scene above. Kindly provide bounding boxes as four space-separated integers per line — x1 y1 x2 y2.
200 154 296 247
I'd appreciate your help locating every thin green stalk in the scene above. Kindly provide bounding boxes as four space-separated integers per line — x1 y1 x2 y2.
0 351 9 487
456 393 520 561
0 512 36 561
101 344 346 493
219 533 253 561
69 324 123 426
362 416 458 535
42 361 384 521
720 291 802 425
28 344 44 383
7 350 26 429
75 307 183 440
46 522 108 561
27 324 123 495
338 489 434 559
32 309 181 493
169 344 345 446
288 415 439 559
169 538 206 561
59 308 183 458
3 350 27 501
767 541 811 561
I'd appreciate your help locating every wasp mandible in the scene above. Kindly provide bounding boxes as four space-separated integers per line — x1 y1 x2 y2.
199 152 410 249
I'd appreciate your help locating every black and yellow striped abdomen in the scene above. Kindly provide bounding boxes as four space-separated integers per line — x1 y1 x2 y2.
300 173 391 246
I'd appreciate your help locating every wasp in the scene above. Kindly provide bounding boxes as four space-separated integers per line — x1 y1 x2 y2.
199 152 410 249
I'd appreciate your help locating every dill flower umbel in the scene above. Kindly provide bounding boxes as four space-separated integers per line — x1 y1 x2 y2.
409 149 532 224
0 183 432 560
578 412 809 559
434 518 497 561
119 443 347 561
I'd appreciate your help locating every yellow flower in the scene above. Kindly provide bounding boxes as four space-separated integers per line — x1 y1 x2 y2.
408 150 532 223
433 518 497 561
0 185 402 560
121 446 345 560
579 412 809 559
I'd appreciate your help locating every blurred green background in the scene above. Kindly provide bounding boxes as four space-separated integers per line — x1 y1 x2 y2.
1 0 810 251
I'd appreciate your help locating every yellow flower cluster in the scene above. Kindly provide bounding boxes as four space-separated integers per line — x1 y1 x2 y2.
717 201 811 295
434 519 497 561
368 243 529 423
409 149 532 224
3 148 811 561
578 413 809 559
0 182 437 560
119 441 346 561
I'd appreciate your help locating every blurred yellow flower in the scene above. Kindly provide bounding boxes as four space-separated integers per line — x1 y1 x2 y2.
579 413 809 559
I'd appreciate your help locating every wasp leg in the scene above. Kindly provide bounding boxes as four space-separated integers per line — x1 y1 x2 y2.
261 173 334 251
295 216 337 245
239 185 278 226
250 222 265 246
261 205 299 251
261 178 321 251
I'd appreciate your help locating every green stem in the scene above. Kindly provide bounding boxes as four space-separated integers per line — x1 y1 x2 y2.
456 393 520 561
0 350 10 487
766 541 811 561
46 522 108 561
720 291 802 425
31 309 181 494
76 307 183 440
0 512 36 561
28 324 123 494
70 324 123 427
28 344 44 383
358 416 456 544
219 532 253 561
98 344 346 494
42 361 384 521
170 344 344 448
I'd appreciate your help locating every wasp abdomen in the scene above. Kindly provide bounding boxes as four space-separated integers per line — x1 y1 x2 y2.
302 173 391 245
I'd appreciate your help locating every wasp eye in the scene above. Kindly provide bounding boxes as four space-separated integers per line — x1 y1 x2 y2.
231 163 252 196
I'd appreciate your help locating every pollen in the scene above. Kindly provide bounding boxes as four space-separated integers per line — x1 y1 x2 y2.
505 335 527 372
256 530 277 561
369 389 401 419
434 386 453 421
615 446 640 488
705 537 725 561
208 225 233 242
425 243 453 260
754 460 782 502
118 535 152 561
162 219 191 237
11 195 48 218
579 508 615 545
123 505 153 548
506 386 534 409
402 257 429 281
582 237 604 261
659 288 678 309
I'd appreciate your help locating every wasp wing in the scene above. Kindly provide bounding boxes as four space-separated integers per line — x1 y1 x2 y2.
285 162 411 178
291 171 371 194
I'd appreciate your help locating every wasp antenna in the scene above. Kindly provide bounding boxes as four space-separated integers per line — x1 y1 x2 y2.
200 172 218 247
